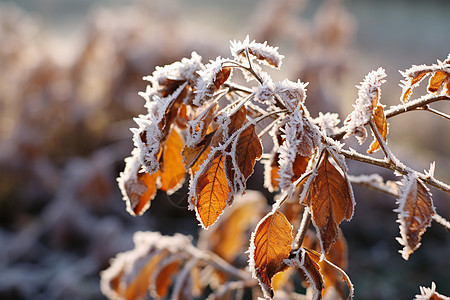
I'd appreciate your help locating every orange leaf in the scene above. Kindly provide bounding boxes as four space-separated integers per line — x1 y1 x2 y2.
427 71 448 93
125 250 169 300
199 191 266 262
367 105 388 154
194 154 231 228
159 128 186 193
395 174 435 260
235 124 263 179
250 210 293 298
118 153 160 216
303 150 354 254
151 256 183 298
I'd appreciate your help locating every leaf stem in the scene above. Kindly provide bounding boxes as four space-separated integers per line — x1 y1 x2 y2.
421 105 450 121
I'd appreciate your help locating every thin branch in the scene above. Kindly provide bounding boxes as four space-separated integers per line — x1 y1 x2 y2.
432 214 450 231
385 94 450 118
421 105 450 121
293 208 312 249
331 94 450 140
340 148 450 194
349 174 450 231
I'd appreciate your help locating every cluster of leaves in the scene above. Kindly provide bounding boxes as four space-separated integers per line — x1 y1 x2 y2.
102 37 450 299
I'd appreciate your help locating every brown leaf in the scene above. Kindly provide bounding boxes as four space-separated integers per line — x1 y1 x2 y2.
235 124 263 179
194 154 232 228
395 175 435 260
287 248 324 300
367 105 388 154
213 67 232 89
159 128 186 192
303 230 349 297
303 247 354 300
303 150 354 254
250 210 293 298
427 71 448 93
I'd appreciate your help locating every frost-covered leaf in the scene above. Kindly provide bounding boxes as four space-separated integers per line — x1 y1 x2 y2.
275 79 308 111
226 122 263 194
230 35 284 69
395 173 435 260
303 230 349 298
400 55 450 102
285 248 324 300
193 154 231 229
278 108 319 192
344 68 386 144
301 150 354 254
299 247 354 300
367 104 388 154
117 150 159 216
193 57 232 106
133 82 187 174
100 232 192 300
249 210 293 298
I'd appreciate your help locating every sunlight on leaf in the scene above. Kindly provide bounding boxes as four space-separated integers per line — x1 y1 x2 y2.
249 210 293 298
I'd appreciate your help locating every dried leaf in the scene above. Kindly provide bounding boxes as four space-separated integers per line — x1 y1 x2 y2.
303 230 349 297
395 174 435 260
226 123 263 194
118 152 159 216
302 150 354 254
302 247 354 300
286 248 324 300
194 154 231 228
199 191 266 262
125 250 169 300
183 130 215 169
151 256 183 298
249 210 293 298
427 71 448 93
101 232 192 300
367 105 388 154
214 67 232 89
159 128 186 193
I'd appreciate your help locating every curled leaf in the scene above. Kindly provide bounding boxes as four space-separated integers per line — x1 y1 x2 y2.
395 174 435 260
117 151 159 216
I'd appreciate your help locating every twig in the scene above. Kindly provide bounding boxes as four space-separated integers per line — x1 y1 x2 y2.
340 148 450 194
385 94 450 118
349 174 450 231
293 208 312 249
331 94 450 140
421 105 450 121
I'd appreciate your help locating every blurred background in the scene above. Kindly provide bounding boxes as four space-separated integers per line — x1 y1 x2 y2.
0 0 449 299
